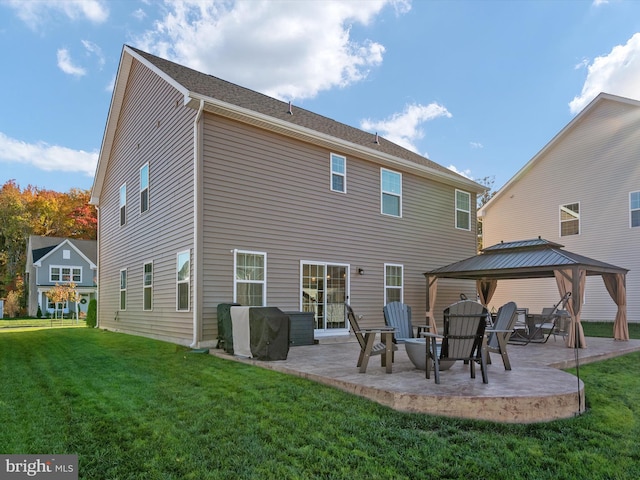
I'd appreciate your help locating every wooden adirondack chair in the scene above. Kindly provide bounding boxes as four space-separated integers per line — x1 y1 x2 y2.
485 301 518 370
424 299 489 384
345 304 397 373
383 301 431 345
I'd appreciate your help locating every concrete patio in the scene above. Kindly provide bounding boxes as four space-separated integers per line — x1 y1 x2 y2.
210 335 640 424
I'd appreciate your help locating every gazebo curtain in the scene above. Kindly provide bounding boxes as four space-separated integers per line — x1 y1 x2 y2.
426 275 438 335
476 279 498 307
603 273 629 341
554 268 586 348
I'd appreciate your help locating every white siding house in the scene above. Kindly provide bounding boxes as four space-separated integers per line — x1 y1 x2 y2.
479 93 640 323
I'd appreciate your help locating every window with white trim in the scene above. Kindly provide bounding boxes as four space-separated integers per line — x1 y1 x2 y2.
143 262 153 311
120 183 127 226
631 191 640 228
140 163 149 213
381 168 402 217
560 203 580 236
234 250 266 306
455 190 471 230
119 269 127 311
177 251 190 311
384 264 403 304
50 266 82 283
330 153 346 193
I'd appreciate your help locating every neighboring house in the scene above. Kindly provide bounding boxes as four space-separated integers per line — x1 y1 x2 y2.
90 45 484 348
25 236 97 317
479 92 639 323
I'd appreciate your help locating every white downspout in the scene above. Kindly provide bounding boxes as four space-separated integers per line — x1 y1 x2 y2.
191 99 205 347
95 205 100 328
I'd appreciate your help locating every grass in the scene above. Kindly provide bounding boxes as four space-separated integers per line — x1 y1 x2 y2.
0 326 639 479
0 317 86 332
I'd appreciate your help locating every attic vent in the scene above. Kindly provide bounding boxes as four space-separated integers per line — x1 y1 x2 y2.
288 101 293 115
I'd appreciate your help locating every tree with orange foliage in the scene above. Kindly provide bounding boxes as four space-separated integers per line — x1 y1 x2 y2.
0 180 97 299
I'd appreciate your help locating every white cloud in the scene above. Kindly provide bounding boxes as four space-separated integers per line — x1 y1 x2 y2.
470 142 483 149
134 0 408 100
57 49 86 76
447 165 472 179
569 32 640 114
0 132 97 176
5 0 109 29
360 103 452 152
81 40 105 69
132 8 147 21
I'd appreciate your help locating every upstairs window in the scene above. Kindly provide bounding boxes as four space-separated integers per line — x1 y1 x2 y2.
560 203 580 236
234 250 266 306
384 264 403 304
177 251 190 311
455 190 471 230
381 169 402 217
50 266 82 283
330 153 346 193
120 183 127 226
631 191 640 227
140 163 149 213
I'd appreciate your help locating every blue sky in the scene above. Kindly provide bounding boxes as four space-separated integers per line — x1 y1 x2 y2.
2 0 640 194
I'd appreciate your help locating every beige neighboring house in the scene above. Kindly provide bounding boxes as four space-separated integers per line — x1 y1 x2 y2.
25 236 97 317
479 93 640 323
90 45 484 348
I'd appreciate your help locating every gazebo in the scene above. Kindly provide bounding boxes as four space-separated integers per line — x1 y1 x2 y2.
424 238 629 347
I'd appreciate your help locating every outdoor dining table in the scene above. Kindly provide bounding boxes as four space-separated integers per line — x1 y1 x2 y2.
357 327 395 374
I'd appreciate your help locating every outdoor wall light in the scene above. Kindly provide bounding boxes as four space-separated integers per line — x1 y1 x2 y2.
358 268 365 275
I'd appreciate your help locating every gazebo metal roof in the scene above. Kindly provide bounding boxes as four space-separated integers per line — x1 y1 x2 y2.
425 238 628 280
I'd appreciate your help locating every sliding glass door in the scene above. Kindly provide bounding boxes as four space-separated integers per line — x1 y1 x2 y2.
301 262 349 333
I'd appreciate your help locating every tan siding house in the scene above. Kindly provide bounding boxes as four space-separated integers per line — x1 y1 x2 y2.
479 93 640 323
91 45 483 347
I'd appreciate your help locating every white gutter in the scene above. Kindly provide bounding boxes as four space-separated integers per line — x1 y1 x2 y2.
191 100 205 348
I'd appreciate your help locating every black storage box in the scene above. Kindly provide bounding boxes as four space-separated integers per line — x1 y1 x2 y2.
284 311 315 346
249 307 290 360
217 303 240 354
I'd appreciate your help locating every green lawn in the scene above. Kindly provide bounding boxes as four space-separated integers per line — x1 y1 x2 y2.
1 326 639 479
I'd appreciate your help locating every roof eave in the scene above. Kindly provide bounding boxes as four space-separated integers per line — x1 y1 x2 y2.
187 93 484 192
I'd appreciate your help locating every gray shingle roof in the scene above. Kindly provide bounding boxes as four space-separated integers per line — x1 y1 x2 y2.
128 45 460 178
29 236 97 264
426 238 628 280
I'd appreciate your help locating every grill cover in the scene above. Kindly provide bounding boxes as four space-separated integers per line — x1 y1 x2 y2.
249 307 290 360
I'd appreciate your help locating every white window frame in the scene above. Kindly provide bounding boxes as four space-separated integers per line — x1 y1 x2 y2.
330 153 346 193
233 249 267 306
455 189 471 231
120 183 127 226
140 163 149 214
560 202 580 236
50 265 82 283
177 250 190 312
384 264 404 305
119 268 127 311
381 168 402 217
143 261 153 311
630 191 640 228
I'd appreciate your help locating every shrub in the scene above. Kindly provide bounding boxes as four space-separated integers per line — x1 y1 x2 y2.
36 305 42 318
4 291 20 318
86 299 97 328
